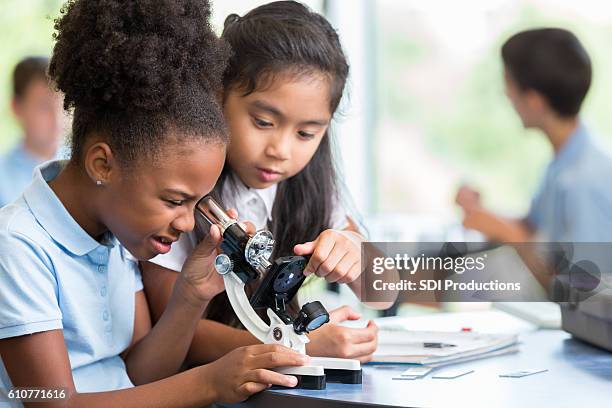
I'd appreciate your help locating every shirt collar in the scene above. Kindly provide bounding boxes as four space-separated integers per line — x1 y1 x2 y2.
23 160 116 256
254 183 277 221
227 172 277 221
550 121 589 171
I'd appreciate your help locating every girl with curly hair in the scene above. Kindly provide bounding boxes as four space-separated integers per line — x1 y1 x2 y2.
0 1 305 406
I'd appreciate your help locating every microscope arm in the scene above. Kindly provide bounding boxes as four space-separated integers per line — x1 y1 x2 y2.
222 270 310 353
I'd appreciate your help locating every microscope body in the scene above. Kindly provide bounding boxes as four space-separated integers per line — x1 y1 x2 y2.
197 195 362 389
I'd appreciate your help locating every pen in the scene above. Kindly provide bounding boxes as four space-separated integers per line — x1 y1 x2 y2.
382 341 457 348
423 342 456 348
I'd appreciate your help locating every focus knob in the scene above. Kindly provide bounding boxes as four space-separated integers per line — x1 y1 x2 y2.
214 254 233 275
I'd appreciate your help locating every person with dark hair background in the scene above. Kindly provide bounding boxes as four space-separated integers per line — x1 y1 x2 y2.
0 56 64 207
456 28 612 242
143 0 385 366
0 1 306 406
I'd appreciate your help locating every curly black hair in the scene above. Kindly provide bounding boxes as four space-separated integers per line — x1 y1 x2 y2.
49 0 230 165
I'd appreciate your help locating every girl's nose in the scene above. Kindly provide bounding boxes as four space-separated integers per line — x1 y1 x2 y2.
264 131 292 161
171 208 196 234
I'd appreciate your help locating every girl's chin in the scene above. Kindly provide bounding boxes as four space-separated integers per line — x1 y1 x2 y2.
248 179 275 189
120 242 156 261
238 174 268 189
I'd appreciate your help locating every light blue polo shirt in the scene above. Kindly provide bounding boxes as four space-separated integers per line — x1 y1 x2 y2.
0 160 143 396
0 142 47 208
527 122 612 242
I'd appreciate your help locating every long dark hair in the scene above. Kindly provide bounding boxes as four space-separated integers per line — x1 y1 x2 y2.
203 1 350 327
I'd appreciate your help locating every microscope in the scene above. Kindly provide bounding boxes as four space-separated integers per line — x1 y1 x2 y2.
196 196 362 389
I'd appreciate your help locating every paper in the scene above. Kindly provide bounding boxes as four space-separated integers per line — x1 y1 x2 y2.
432 369 474 379
400 366 433 377
373 329 518 364
426 345 519 367
499 369 548 378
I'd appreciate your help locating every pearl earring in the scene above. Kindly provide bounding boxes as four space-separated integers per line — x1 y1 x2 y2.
96 180 103 186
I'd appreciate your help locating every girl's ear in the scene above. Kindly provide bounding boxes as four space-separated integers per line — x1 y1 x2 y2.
83 142 116 186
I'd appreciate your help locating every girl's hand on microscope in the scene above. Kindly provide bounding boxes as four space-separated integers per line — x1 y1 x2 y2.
180 208 256 305
306 306 378 363
294 229 364 284
201 344 308 403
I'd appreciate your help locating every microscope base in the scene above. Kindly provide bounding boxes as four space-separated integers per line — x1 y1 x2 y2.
323 368 362 384
310 357 362 384
275 365 326 390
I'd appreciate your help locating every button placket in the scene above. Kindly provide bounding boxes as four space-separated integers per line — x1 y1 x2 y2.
89 245 113 338
103 310 112 339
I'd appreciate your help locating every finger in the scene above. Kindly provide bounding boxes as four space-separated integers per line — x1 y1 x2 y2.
247 369 298 388
367 319 379 331
332 329 378 361
192 224 222 258
337 260 361 284
327 251 358 283
250 351 310 369
344 341 377 361
241 221 256 235
329 305 361 324
352 343 377 363
246 343 301 355
245 344 309 364
315 241 347 280
304 235 334 276
342 322 378 344
359 355 374 363
293 241 316 256
224 208 256 235
341 333 378 360
210 224 222 241
227 208 238 219
238 381 269 397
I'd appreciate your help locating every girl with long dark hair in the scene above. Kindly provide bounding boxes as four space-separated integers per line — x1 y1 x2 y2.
143 1 380 366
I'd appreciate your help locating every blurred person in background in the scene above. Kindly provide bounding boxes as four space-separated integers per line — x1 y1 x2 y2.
456 28 612 243
0 56 64 207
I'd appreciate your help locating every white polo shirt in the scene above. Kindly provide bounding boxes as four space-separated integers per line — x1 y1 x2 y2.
152 172 348 273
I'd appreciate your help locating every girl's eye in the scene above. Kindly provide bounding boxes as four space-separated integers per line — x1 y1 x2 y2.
298 130 315 139
164 199 184 207
253 117 273 128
